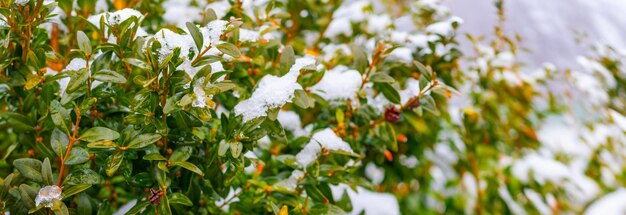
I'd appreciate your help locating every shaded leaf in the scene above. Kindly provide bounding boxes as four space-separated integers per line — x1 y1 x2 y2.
80 127 120 142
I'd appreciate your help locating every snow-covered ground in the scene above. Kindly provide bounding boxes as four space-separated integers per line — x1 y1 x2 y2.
444 0 626 69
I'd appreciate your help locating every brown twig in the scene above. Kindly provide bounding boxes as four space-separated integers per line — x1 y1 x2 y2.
56 107 82 186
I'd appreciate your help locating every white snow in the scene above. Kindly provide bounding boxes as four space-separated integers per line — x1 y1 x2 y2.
326 18 352 38
275 170 304 191
14 0 29 6
365 163 385 184
426 16 463 37
63 58 87 72
239 29 260 42
35 185 62 208
162 0 203 27
310 66 362 101
277 111 308 137
192 85 209 108
511 153 570 184
331 184 400 215
295 128 353 168
585 189 626 215
387 47 414 64
234 58 316 122
366 14 392 34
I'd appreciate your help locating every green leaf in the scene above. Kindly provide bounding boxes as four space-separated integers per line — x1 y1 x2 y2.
51 128 69 157
53 200 70 215
169 193 193 206
304 185 327 203
337 189 353 212
125 201 150 215
13 158 43 182
25 74 42 90
318 183 335 204
86 140 117 149
64 147 90 165
202 8 218 24
61 184 92 200
218 140 229 156
379 83 401 104
413 60 432 80
106 153 124 177
77 31 92 55
143 153 167 161
124 58 150 70
350 44 368 73
0 112 34 132
127 133 161 149
172 161 204 176
280 45 295 75
382 122 398 152
93 69 127 84
163 97 178 114
159 196 172 215
80 127 120 142
294 90 312 109
67 68 89 93
50 101 70 132
19 184 37 209
369 72 395 83
76 193 92 215
42 158 54 185
169 146 192 162
230 141 242 158
64 168 104 185
186 22 203 51
216 43 241 58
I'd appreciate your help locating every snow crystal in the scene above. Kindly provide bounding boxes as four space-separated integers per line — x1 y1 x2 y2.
207 0 231 19
585 189 626 215
492 52 515 68
63 58 87 72
388 47 414 64
610 109 626 131
295 128 353 167
95 0 108 12
277 111 309 137
214 188 241 211
320 44 351 62
399 155 418 168
577 56 616 88
154 29 196 62
275 170 304 191
366 14 392 34
14 0 29 6
201 20 229 47
511 153 569 184
35 185 62 208
524 189 552 214
234 58 315 122
331 184 400 215
108 8 143 25
87 9 145 43
325 18 352 38
426 16 463 37
365 163 385 184
239 29 260 42
162 0 203 27
192 85 209 108
310 66 361 101
333 0 369 22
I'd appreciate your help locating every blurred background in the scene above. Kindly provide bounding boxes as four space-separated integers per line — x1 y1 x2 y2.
444 0 626 69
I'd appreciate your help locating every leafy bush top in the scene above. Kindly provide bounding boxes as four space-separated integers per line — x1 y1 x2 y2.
2 0 626 214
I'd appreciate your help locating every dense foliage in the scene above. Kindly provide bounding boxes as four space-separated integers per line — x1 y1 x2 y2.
1 0 626 214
